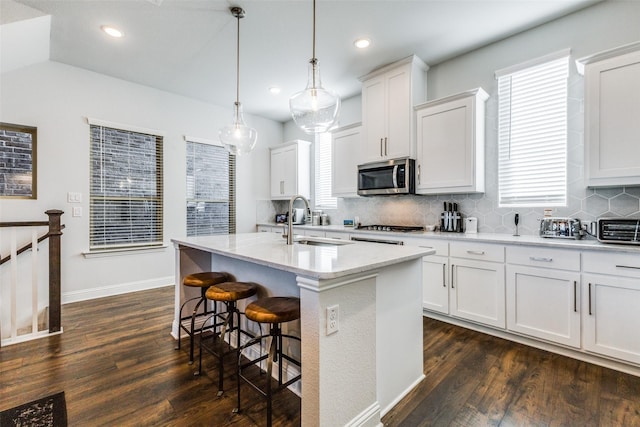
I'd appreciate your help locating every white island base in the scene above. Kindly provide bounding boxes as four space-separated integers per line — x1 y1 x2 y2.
172 233 432 426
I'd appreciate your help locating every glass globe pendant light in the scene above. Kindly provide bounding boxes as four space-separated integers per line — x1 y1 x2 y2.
219 6 257 155
289 0 340 134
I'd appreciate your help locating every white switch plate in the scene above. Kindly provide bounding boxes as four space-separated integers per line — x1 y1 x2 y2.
72 206 82 217
67 192 82 203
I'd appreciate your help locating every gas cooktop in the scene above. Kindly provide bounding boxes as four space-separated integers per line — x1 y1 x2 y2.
356 224 425 232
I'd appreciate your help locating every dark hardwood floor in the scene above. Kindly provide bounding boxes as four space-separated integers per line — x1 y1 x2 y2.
1 286 639 426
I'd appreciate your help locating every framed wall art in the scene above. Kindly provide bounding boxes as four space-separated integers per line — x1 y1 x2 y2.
0 122 37 199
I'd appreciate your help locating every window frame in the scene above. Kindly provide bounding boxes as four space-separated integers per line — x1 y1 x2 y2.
87 118 164 252
495 49 570 208
184 136 236 237
313 132 337 210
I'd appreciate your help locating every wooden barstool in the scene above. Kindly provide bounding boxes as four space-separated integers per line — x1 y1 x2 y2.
197 281 258 395
234 296 301 427
176 271 230 364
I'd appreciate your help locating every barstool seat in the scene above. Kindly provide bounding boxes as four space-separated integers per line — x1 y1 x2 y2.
197 281 258 395
176 271 230 363
235 296 301 427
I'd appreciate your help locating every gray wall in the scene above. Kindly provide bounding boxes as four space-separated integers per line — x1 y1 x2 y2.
280 0 640 236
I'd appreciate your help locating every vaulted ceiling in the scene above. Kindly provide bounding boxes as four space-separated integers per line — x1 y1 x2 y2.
3 0 601 122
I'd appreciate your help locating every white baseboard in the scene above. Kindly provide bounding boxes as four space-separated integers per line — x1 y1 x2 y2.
344 401 382 427
62 276 173 304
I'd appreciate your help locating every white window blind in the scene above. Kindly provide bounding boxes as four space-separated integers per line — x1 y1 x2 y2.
315 132 337 209
89 123 163 250
185 138 235 236
497 53 569 207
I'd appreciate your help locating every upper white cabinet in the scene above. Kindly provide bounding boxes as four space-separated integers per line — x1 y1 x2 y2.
270 140 311 200
359 55 428 163
578 42 640 187
331 123 361 198
415 88 488 194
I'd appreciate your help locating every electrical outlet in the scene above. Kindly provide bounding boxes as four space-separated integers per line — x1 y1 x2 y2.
326 305 339 335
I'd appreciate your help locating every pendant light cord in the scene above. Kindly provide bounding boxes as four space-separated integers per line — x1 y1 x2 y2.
235 10 241 105
311 0 317 89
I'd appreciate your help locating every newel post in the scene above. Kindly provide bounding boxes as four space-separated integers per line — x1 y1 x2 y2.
46 209 64 333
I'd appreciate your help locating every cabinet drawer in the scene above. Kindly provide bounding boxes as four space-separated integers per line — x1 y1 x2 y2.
507 246 580 271
583 251 640 278
403 237 448 256
450 241 504 263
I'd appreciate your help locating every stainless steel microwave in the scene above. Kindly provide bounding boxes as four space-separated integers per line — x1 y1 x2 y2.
357 158 415 196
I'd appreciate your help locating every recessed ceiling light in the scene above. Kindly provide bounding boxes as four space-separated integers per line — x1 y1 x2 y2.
269 86 281 95
354 38 371 49
101 25 124 38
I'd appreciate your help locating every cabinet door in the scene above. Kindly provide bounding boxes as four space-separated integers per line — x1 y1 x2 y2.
270 149 285 198
416 98 473 192
450 258 505 328
583 274 640 364
506 265 580 348
385 66 412 159
585 50 640 187
361 76 386 163
423 255 449 314
280 145 298 197
332 125 361 197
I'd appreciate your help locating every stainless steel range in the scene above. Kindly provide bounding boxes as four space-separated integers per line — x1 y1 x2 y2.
355 224 425 233
351 224 425 245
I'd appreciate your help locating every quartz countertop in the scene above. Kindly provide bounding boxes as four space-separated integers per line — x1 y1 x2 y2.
257 222 640 254
172 232 434 280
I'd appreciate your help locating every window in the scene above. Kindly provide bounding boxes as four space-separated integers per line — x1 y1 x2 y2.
89 120 163 250
314 132 336 209
185 137 235 236
0 122 37 199
496 50 570 207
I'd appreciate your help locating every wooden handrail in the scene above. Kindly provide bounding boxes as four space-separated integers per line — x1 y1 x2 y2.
0 209 64 345
0 225 66 266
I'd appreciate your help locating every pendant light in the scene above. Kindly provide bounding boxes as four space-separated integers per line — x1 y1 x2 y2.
289 0 340 134
219 6 257 156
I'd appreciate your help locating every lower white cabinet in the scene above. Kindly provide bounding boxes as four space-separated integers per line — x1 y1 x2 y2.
418 240 449 314
507 265 581 348
582 251 640 364
449 242 505 328
506 246 581 348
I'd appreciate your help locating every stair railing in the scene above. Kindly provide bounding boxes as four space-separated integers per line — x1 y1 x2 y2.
0 210 64 347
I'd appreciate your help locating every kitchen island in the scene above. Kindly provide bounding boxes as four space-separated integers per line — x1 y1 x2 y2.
171 232 434 426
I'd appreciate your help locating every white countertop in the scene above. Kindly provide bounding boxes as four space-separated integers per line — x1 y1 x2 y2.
259 223 640 254
172 232 434 280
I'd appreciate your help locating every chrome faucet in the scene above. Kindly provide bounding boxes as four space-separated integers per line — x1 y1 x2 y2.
286 194 310 245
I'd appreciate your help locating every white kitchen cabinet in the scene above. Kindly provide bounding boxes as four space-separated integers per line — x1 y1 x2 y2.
415 88 488 194
331 123 361 198
582 251 640 364
270 140 311 200
449 241 505 328
506 246 581 348
421 242 450 314
578 42 640 187
359 55 428 163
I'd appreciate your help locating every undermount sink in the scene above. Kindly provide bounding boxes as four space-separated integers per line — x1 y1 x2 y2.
293 236 354 247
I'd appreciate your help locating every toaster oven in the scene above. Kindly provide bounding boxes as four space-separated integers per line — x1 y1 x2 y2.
597 218 640 245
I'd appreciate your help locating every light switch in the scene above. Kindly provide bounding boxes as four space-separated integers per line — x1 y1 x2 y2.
67 192 82 203
72 206 82 217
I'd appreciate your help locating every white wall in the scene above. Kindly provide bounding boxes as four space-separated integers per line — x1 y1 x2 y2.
0 60 283 303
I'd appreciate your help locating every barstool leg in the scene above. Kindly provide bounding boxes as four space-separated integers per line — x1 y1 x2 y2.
266 327 277 427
